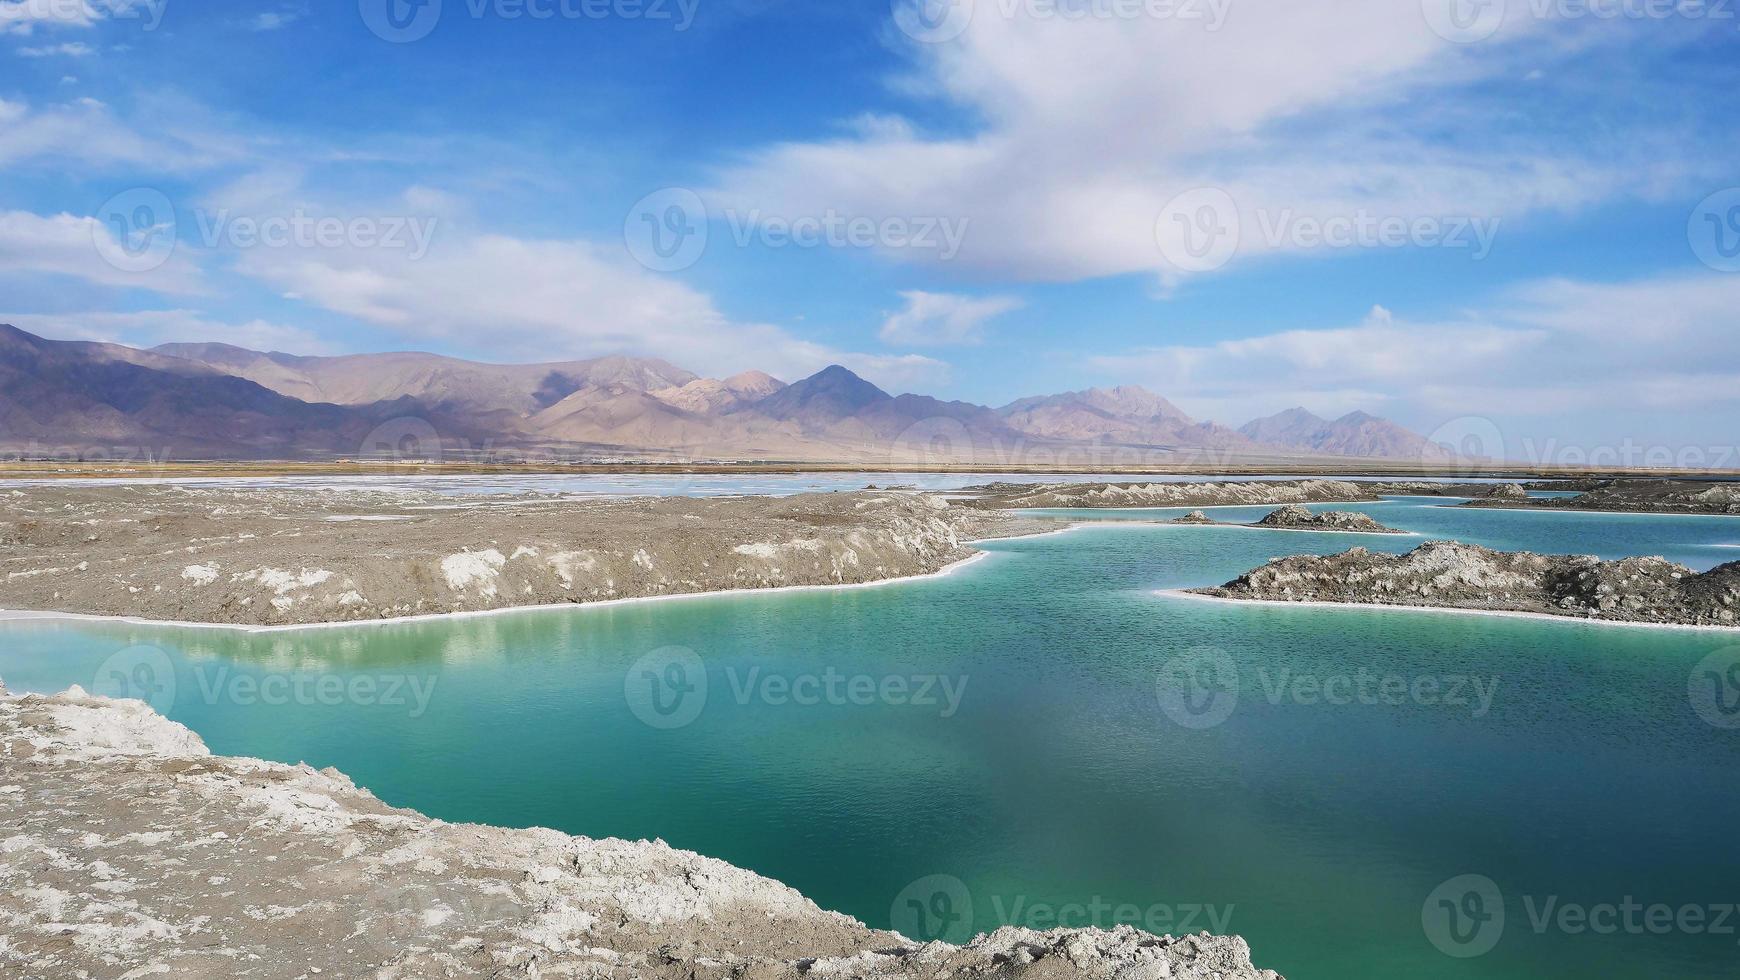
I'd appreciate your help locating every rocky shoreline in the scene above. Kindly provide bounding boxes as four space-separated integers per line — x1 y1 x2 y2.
1169 506 1404 534
0 486 1050 628
1459 479 1740 516
1193 540 1740 628
0 683 1283 979
968 476 1740 518
966 479 1378 510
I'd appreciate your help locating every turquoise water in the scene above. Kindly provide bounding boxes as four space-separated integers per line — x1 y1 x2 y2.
4 496 1739 978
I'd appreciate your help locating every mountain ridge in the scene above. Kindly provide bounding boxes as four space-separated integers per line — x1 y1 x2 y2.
1240 407 1453 461
0 325 1450 462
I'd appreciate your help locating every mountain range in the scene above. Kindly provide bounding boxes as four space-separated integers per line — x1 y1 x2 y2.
0 324 1453 463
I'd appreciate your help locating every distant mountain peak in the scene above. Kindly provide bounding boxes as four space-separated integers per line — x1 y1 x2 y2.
752 365 891 426
1242 407 1446 460
723 369 784 392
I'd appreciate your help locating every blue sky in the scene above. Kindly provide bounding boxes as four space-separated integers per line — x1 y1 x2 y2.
2 0 1739 460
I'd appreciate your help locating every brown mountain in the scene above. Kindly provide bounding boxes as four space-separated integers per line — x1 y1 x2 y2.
649 371 787 415
1 326 1448 462
525 383 732 450
997 385 1257 452
153 343 696 418
751 366 1023 446
0 325 484 459
1241 408 1452 461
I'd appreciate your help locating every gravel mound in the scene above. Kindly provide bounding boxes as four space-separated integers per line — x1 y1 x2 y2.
1196 540 1740 626
1252 506 1403 534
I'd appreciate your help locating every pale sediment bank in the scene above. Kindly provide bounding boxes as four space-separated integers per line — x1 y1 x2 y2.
0 485 1053 629
0 683 1284 980
1188 540 1740 629
0 550 1002 635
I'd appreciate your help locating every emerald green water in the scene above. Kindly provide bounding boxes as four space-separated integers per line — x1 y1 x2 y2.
4 496 1739 978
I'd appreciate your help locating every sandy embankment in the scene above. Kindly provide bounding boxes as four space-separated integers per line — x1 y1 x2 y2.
0 684 1283 979
0 486 1054 628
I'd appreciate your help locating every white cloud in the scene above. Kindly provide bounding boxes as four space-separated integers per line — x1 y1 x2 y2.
0 208 203 293
234 228 953 388
17 39 90 54
878 289 1021 346
1086 272 1740 430
714 1 1710 284
191 174 946 387
0 97 245 171
245 9 301 31
0 0 98 35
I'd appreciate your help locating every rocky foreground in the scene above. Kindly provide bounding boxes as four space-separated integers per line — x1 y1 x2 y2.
0 486 1048 627
0 684 1283 979
1194 541 1740 627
